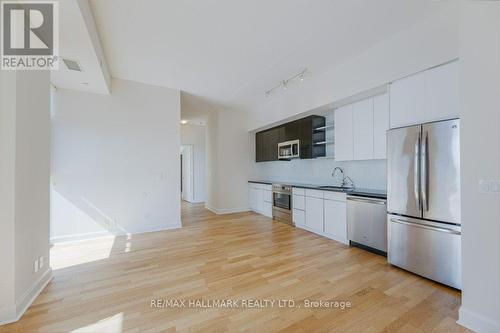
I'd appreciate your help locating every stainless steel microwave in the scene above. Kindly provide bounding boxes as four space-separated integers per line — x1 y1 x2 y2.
278 140 300 160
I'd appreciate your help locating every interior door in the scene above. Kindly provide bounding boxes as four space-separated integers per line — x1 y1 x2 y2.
387 125 422 218
422 119 461 224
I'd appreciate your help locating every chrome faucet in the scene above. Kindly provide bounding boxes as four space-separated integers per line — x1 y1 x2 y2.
332 167 355 188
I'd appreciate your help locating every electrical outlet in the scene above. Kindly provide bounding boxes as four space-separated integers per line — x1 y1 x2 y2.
34 259 39 273
39 256 44 269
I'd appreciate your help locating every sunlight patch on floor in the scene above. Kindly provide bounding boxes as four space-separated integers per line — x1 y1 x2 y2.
51 236 116 270
70 313 123 333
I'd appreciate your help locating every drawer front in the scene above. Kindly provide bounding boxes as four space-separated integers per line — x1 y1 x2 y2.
293 209 305 226
262 184 272 192
388 215 461 289
250 183 263 190
305 189 324 199
292 195 305 211
323 191 347 202
263 190 272 203
262 202 273 218
292 187 305 196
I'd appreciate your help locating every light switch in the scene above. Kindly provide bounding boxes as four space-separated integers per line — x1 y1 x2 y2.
479 180 490 193
34 259 39 273
479 180 500 193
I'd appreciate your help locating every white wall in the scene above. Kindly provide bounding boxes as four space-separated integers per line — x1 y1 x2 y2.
458 2 500 332
51 78 181 242
0 70 51 324
0 68 17 323
245 4 459 131
14 70 51 307
205 108 252 213
181 124 206 203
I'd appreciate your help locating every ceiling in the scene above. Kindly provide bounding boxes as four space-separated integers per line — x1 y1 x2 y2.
51 0 110 94
85 0 451 116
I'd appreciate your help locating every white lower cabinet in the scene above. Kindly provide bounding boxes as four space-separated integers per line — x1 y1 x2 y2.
248 184 262 212
292 194 305 210
293 208 305 226
324 199 348 244
248 183 272 217
295 187 348 245
262 201 273 218
251 184 348 244
262 188 273 218
292 190 306 226
305 196 324 233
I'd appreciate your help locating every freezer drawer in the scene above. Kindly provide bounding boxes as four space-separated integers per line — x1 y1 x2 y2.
387 214 461 289
347 196 387 252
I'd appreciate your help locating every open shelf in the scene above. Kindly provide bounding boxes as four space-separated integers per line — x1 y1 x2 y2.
314 140 334 146
313 123 334 132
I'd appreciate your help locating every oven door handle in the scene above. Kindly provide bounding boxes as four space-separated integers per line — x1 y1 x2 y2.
273 190 291 195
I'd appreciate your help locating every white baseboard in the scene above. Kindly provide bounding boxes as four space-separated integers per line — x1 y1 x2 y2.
183 199 205 204
0 268 53 325
50 222 182 244
50 231 113 243
204 204 250 215
458 306 500 333
126 222 182 235
0 305 16 326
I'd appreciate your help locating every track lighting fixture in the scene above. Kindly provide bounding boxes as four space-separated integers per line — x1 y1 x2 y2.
265 68 307 98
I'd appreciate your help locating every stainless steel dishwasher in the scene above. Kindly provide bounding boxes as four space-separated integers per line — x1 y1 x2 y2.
347 196 387 253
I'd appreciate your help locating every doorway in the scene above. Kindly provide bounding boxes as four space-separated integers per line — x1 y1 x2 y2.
180 144 194 202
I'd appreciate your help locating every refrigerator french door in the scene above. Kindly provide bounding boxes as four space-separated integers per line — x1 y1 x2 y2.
387 119 461 289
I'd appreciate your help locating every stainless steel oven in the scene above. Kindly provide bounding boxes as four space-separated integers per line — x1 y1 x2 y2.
272 184 293 225
278 140 300 160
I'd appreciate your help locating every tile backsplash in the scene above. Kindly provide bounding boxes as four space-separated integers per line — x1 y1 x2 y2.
250 158 386 190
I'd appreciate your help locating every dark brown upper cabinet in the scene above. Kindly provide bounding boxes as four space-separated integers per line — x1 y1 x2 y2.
255 115 326 162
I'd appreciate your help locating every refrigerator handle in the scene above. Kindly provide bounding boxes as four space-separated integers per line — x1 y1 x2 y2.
414 136 421 210
421 131 429 212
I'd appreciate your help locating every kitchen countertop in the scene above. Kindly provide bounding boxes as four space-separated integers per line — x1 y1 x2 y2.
248 180 387 199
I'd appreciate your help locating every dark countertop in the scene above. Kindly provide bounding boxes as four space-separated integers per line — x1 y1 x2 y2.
248 180 387 199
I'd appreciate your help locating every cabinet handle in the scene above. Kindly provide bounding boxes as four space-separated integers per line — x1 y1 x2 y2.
390 218 461 235
347 197 386 205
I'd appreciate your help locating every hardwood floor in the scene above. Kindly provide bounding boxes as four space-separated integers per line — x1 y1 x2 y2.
1 202 469 333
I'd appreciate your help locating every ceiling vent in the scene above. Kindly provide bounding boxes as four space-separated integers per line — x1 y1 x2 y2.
62 59 82 72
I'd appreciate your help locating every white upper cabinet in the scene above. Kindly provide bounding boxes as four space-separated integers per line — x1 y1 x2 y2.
424 61 459 122
335 94 388 161
334 104 353 161
373 93 390 159
390 61 458 128
389 70 426 128
352 98 374 160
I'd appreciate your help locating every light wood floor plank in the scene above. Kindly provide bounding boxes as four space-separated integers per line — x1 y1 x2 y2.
0 202 469 333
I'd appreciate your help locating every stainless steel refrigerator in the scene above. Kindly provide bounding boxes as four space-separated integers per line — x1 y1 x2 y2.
387 118 461 289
